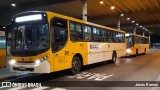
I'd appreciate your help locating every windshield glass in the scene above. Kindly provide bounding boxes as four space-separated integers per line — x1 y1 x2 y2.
11 22 49 52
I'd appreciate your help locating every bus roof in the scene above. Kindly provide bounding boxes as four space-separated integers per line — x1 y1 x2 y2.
47 11 125 33
12 11 125 33
127 33 148 38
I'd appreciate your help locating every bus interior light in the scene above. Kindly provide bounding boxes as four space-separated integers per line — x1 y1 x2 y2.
15 14 42 22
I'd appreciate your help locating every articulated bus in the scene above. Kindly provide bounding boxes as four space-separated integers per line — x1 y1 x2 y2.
9 11 126 74
0 30 7 68
126 33 149 56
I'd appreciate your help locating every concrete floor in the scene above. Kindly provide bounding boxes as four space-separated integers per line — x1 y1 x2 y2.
0 49 160 90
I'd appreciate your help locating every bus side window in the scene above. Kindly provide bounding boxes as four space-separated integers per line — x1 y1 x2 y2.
118 32 122 43
70 22 77 41
115 32 119 43
112 31 115 43
146 38 149 44
83 25 92 41
93 27 100 42
70 22 83 41
76 24 83 41
114 32 118 43
108 30 112 42
101 29 107 42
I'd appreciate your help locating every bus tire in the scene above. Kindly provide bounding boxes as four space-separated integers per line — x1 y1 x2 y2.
136 49 138 56
111 51 117 63
71 56 81 75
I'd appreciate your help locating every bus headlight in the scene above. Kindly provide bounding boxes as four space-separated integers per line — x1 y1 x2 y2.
126 49 131 53
34 55 49 66
35 60 41 65
9 60 16 65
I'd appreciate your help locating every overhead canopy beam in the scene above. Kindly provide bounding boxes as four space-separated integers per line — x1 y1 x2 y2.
106 20 160 28
0 0 75 16
88 8 160 21
148 28 160 31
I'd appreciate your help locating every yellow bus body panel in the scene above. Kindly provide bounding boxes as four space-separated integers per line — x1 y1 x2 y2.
0 49 7 67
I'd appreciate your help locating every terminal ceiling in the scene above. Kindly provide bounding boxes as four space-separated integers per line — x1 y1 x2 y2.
0 0 160 35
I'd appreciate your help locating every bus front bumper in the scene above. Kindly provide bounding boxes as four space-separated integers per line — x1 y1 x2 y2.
10 60 50 73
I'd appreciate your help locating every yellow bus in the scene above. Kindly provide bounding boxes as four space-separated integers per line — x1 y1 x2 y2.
126 33 149 56
9 11 126 74
0 31 7 68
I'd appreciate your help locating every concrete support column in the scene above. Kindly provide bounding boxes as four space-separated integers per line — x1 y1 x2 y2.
133 26 137 34
149 34 151 49
117 15 121 30
81 0 87 22
143 32 145 36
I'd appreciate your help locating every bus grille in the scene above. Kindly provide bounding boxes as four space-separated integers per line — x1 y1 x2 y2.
13 67 34 72
17 61 35 63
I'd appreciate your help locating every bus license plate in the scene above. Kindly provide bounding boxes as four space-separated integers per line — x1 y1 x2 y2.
19 66 26 70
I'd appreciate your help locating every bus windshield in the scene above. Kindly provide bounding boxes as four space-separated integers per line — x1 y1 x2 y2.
11 22 49 55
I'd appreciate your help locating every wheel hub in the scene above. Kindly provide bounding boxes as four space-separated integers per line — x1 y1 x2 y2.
73 60 79 70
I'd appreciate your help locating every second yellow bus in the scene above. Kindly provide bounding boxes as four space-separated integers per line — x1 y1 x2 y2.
126 33 149 56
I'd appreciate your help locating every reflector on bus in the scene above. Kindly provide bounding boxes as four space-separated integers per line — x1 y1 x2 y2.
15 14 42 22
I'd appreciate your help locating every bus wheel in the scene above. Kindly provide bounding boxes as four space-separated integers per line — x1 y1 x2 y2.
71 56 81 75
111 52 117 63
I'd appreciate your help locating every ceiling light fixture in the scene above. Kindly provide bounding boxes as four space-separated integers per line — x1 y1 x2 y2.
110 6 115 10
136 23 139 26
127 18 130 20
100 0 104 4
11 3 16 7
120 14 124 17
140 26 142 28
132 21 135 23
